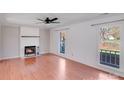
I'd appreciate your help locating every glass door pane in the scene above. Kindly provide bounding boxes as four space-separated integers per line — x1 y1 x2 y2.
60 32 65 54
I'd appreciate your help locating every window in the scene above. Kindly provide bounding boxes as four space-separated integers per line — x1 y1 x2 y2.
99 26 120 68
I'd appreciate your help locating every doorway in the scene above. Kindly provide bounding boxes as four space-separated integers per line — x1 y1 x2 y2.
60 32 66 54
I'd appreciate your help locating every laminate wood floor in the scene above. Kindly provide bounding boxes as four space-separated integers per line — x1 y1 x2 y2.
0 54 123 80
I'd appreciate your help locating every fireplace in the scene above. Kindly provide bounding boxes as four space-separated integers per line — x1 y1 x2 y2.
25 46 36 56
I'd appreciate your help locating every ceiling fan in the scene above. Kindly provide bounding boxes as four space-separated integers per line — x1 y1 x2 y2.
37 17 60 24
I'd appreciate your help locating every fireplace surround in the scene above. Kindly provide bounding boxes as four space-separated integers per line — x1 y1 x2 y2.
20 26 40 57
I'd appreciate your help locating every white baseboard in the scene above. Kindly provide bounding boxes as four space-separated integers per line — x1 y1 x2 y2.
1 52 124 77
1 56 20 60
39 51 49 55
0 52 50 60
50 52 124 77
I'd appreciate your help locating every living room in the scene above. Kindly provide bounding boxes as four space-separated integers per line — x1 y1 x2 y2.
0 13 124 80
1 0 124 93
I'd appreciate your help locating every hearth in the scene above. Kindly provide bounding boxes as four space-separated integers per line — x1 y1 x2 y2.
25 46 36 57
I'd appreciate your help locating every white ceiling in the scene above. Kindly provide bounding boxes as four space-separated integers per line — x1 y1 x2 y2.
0 13 122 29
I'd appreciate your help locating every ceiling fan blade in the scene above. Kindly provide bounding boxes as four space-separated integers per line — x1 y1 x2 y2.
51 21 60 23
37 18 44 21
50 18 58 22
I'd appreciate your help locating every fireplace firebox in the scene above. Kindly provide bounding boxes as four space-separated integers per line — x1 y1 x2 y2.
25 46 36 56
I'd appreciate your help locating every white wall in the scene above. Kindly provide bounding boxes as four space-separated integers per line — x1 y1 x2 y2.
20 27 39 36
2 25 20 59
0 25 50 58
39 28 50 54
50 15 124 77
